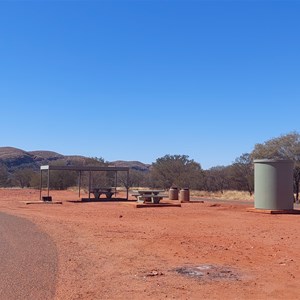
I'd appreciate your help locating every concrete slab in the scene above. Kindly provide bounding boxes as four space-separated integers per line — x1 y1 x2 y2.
247 208 300 214
24 201 63 205
181 200 204 204
80 198 132 202
136 203 181 208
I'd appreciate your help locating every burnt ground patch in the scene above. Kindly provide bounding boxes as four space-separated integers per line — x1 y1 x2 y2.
174 264 241 281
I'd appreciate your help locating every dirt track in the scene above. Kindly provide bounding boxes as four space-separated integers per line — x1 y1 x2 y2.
1 189 300 299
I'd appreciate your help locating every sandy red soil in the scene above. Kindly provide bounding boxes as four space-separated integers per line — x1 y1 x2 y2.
1 188 300 299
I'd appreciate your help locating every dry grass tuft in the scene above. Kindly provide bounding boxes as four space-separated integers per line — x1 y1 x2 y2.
190 190 254 201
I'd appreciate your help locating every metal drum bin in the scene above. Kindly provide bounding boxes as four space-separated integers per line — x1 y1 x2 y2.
169 187 179 200
179 188 190 202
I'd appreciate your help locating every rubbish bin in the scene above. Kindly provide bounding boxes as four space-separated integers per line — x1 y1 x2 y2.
179 188 190 202
254 159 294 210
42 196 52 202
169 187 179 200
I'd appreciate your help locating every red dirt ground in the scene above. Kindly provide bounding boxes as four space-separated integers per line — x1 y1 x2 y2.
1 188 300 299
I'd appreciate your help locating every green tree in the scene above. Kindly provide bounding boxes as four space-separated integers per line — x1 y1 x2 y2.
12 168 36 188
0 164 10 187
230 153 254 196
118 169 149 188
151 154 203 189
86 157 106 165
84 157 111 189
203 166 229 193
47 161 78 190
50 170 78 190
29 171 41 189
251 132 300 202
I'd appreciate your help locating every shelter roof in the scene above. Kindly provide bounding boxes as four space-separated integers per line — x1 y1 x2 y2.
40 165 129 172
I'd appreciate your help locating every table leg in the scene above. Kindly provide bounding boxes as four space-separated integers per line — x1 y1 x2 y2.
93 192 100 199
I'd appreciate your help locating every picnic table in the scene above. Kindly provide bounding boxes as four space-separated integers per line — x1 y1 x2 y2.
90 187 115 199
131 189 167 204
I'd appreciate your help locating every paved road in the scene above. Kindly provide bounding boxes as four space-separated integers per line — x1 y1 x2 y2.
0 212 57 300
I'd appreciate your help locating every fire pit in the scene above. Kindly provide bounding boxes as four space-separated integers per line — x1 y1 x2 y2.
174 264 240 281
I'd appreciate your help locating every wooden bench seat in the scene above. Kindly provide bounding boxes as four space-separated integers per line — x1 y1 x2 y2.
131 192 141 198
137 194 168 204
90 188 115 199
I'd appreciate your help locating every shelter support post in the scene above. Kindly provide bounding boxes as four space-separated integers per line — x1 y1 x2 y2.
47 169 50 197
88 171 91 200
78 171 82 198
126 170 129 200
39 169 42 200
115 171 118 198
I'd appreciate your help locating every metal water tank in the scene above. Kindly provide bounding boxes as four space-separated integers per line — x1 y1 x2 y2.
169 187 179 200
179 188 190 202
254 159 294 210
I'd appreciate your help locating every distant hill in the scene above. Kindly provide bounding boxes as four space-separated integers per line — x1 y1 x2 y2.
0 147 150 173
109 160 150 172
29 150 64 160
0 147 36 170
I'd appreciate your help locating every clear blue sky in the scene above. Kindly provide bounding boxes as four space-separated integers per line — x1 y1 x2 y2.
1 1 299 169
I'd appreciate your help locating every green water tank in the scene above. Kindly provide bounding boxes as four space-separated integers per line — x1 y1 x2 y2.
254 159 294 210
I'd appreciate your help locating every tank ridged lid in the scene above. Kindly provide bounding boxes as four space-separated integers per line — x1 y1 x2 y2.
254 159 294 163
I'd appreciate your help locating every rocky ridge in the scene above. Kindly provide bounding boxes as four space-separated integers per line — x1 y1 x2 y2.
0 147 150 173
